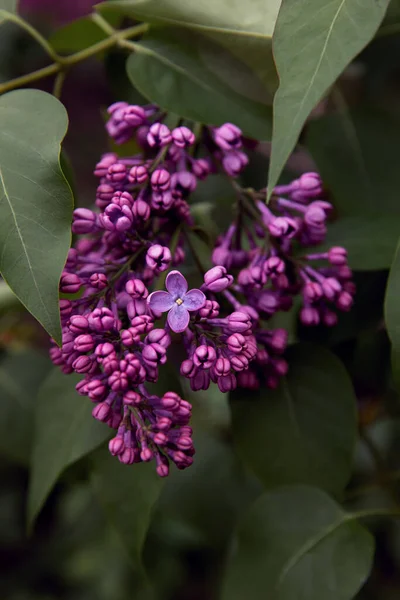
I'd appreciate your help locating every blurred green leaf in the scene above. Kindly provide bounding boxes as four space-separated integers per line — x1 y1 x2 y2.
385 239 400 392
91 447 165 567
267 0 390 198
303 216 399 270
49 13 121 53
0 90 73 344
126 28 272 139
231 344 357 495
28 369 109 528
0 349 51 465
221 485 374 600
306 110 400 216
0 0 16 22
98 0 281 95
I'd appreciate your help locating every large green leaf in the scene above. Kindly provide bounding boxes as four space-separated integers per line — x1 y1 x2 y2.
28 369 109 528
267 0 391 198
385 239 400 391
0 90 73 344
0 0 16 22
221 486 374 600
126 28 272 139
230 344 357 495
303 216 399 271
91 448 165 565
49 13 122 53
0 349 51 465
306 110 400 216
98 0 281 95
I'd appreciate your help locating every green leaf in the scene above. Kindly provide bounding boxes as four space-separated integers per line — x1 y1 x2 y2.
0 90 73 344
385 238 400 390
0 349 51 465
230 344 357 495
303 215 399 271
267 0 391 198
91 448 165 565
126 28 272 140
49 13 121 53
221 485 374 600
0 0 17 23
98 0 281 95
306 109 400 216
28 369 109 528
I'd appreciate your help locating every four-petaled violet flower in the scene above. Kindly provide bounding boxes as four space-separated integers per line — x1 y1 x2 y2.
147 271 205 333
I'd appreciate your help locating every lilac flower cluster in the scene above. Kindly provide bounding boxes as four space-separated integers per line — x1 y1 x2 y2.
51 102 354 475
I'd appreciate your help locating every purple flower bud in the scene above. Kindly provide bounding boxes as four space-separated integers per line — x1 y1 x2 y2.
211 246 232 268
291 172 323 201
96 183 114 209
151 168 171 191
130 315 154 333
304 202 329 228
323 310 338 326
120 327 140 346
72 355 93 373
191 370 210 391
94 153 118 177
146 244 172 271
142 343 167 366
328 246 348 266
217 373 237 393
119 447 136 465
227 311 252 333
172 126 195 148
270 328 288 353
89 273 107 290
214 357 231 377
92 401 111 422
69 314 89 334
180 359 196 378
162 391 182 410
213 123 242 151
127 298 147 320
226 333 247 354
237 370 259 390
264 256 285 276
145 328 171 348
204 266 233 292
123 104 146 126
108 370 129 392
151 191 174 211
128 164 149 184
192 158 211 179
125 278 148 299
100 202 133 232
193 345 217 369
222 150 248 177
300 307 320 326
72 208 98 234
112 190 134 206
106 162 127 182
74 334 95 353
95 342 115 359
199 300 219 319
109 436 125 456
86 379 107 401
60 273 82 294
88 307 115 332
303 281 323 302
60 299 72 320
124 390 142 405
268 217 298 239
132 198 151 222
230 354 249 371
171 171 197 197
337 291 353 311
321 277 341 300
147 123 172 147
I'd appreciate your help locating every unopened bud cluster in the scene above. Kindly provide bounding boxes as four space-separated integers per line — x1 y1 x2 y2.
51 101 354 475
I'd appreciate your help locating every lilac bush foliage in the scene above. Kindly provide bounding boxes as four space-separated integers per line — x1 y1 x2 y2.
51 103 355 476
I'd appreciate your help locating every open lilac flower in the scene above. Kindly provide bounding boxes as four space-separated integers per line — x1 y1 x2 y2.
147 271 205 333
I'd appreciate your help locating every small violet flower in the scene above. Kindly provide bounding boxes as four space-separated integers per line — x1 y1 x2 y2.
147 271 205 333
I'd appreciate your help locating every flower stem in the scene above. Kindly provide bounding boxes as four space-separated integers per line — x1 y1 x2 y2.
1 11 61 62
0 21 149 95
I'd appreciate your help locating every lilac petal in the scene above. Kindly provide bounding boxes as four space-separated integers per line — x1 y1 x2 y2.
165 270 188 300
183 289 206 312
167 304 190 333
147 291 174 313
